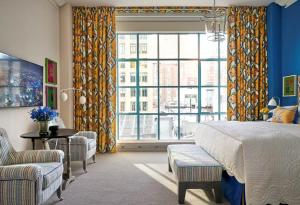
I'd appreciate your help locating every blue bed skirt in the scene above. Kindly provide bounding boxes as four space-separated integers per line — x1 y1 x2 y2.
221 171 245 205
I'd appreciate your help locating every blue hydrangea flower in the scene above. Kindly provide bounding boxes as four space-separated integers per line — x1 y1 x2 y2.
30 106 58 121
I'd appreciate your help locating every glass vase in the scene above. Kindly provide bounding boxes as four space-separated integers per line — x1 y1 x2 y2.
39 121 49 134
263 114 268 121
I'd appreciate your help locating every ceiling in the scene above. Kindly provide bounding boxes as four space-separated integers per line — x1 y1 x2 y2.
64 0 275 7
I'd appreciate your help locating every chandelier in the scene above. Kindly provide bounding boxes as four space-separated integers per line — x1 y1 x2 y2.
203 0 226 42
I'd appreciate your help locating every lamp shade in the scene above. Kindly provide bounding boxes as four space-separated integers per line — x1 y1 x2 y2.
60 92 68 102
268 97 277 107
79 96 86 104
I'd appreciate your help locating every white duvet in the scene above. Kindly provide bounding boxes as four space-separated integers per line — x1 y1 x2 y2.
190 121 300 205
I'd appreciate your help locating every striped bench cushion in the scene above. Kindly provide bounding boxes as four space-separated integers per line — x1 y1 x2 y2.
167 144 223 182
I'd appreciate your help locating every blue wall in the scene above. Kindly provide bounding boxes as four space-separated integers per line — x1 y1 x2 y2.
281 1 300 105
267 1 300 106
267 3 282 102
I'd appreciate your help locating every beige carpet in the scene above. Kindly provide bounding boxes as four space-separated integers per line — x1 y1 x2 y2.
46 152 229 205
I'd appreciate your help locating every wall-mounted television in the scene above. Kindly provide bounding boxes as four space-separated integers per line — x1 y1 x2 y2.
0 52 43 108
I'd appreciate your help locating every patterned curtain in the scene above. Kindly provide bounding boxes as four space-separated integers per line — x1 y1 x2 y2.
116 7 226 15
227 7 268 121
73 7 116 153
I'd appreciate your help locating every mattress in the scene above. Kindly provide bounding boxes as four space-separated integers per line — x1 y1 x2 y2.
189 121 300 205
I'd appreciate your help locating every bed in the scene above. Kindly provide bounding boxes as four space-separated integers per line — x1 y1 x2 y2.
188 121 300 205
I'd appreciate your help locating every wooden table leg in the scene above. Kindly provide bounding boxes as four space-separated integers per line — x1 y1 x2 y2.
31 139 35 150
63 137 75 190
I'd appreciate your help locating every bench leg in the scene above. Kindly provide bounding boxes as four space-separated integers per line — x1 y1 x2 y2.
178 182 187 204
168 157 172 172
213 182 223 203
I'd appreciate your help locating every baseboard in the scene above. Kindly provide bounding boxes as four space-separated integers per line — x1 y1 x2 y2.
117 140 195 152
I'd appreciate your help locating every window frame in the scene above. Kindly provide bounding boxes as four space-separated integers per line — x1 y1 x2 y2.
117 33 227 141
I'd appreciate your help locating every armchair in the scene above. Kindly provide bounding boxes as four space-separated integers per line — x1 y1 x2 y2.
49 131 96 173
0 128 64 205
49 117 97 173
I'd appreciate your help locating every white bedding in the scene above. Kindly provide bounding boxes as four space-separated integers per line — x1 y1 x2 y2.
189 121 300 205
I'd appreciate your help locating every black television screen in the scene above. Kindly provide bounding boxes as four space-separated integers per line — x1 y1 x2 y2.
0 52 43 108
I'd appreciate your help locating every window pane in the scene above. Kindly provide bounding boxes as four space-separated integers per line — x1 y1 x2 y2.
118 61 136 86
220 36 227 58
180 88 198 113
139 61 158 86
220 61 227 86
180 61 198 86
201 87 219 112
139 88 158 113
160 115 178 140
220 87 227 112
118 88 136 113
140 115 158 140
201 61 218 86
159 61 178 86
200 34 218 58
118 34 137 59
200 114 218 121
180 34 198 59
118 115 137 140
160 88 178 113
180 115 198 139
159 35 178 59
139 34 158 59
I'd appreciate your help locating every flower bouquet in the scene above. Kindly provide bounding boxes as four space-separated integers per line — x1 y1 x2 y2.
30 106 58 134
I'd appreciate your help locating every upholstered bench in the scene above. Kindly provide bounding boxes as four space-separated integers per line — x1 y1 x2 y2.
167 144 223 204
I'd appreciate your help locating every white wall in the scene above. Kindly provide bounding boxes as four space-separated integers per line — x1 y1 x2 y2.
0 0 60 151
59 4 73 128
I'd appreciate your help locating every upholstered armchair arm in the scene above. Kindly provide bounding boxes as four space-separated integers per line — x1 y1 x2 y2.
0 164 42 181
9 150 64 165
75 131 97 140
71 135 88 144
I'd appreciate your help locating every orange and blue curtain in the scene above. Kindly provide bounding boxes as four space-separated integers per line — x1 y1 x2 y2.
227 7 268 121
73 7 116 153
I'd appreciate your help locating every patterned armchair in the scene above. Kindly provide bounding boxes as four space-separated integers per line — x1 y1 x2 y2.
0 128 64 205
49 118 96 173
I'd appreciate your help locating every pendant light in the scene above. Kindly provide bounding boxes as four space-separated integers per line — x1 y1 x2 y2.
204 0 226 42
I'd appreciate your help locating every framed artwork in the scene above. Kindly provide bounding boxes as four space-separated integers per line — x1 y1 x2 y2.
45 58 57 84
46 86 57 109
283 75 297 97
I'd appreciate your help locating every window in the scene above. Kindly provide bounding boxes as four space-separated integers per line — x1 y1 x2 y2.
140 72 148 83
130 43 136 54
120 102 125 112
117 33 227 140
139 43 147 54
142 102 148 111
130 88 136 97
119 88 126 97
130 72 136 83
141 88 148 97
130 102 136 112
130 62 135 68
120 63 125 69
120 72 125 83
